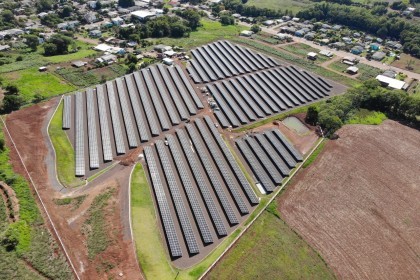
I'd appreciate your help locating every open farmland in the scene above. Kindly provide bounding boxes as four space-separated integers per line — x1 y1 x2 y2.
278 121 420 279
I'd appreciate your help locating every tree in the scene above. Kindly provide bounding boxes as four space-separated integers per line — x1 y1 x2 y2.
36 0 54 12
24 35 40 51
118 0 134 8
43 42 58 56
60 5 73 18
241 0 248 4
1 10 14 22
127 63 137 73
220 15 235 25
250 24 260 33
4 85 19 95
2 95 25 113
306 106 319 125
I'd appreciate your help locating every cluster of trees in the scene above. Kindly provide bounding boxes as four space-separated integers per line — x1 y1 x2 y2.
306 80 420 135
220 14 235 25
0 9 19 31
219 0 294 18
0 84 25 113
118 0 134 8
297 3 420 57
173 9 203 31
43 34 75 56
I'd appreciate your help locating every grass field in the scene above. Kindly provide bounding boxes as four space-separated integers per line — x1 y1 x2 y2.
206 207 335 280
48 100 81 187
302 140 326 168
391 54 420 74
42 41 96 64
280 43 330 63
152 19 246 50
3 68 76 101
329 61 382 82
131 163 177 280
231 37 358 87
246 0 312 13
346 109 387 125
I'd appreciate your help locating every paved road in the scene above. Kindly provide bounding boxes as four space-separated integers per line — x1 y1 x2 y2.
239 22 420 81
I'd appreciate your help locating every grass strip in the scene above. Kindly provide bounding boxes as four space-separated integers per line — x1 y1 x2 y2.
302 140 326 169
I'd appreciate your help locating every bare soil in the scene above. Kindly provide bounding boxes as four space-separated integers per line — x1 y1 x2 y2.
278 120 420 280
4 99 143 280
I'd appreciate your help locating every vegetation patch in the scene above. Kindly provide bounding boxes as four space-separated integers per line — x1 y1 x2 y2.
48 100 82 188
346 109 387 125
54 195 87 210
3 67 76 102
245 0 312 13
281 43 330 63
302 140 326 169
329 61 382 81
206 211 335 280
83 188 115 259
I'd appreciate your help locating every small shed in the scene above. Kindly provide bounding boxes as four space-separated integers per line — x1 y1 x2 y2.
307 52 317 60
162 57 173 65
72 61 87 68
240 30 253 37
372 51 386 61
346 66 358 74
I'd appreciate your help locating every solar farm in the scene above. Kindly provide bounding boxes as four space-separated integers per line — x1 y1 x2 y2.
144 116 259 263
62 64 204 176
57 40 347 268
236 130 303 193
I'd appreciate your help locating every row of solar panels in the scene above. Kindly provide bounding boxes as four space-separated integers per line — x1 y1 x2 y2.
144 116 259 258
187 40 280 83
210 65 333 128
63 65 204 176
236 130 303 193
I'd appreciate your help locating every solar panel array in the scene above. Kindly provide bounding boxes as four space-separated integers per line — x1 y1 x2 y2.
143 118 258 258
235 130 303 193
187 40 280 83
75 92 85 177
210 66 333 128
63 65 203 176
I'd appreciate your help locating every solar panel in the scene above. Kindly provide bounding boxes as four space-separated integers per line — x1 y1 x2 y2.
213 83 249 125
124 74 149 142
261 70 298 107
163 64 197 116
187 65 201 84
185 124 239 225
96 85 113 162
115 78 138 148
281 67 317 101
142 69 170 131
155 140 199 254
225 41 261 70
271 130 303 162
203 116 259 205
149 66 181 125
133 71 160 137
144 146 182 257
190 60 211 83
254 133 290 177
86 89 100 169
214 111 230 129
174 65 204 109
176 129 227 236
75 92 85 176
222 81 257 121
166 134 213 244
215 41 249 73
264 131 297 168
237 76 274 115
156 65 190 119
236 139 275 192
195 119 249 214
287 66 328 97
62 95 71 129
229 79 265 118
106 81 126 154
206 44 238 76
191 49 218 81
207 84 240 127
250 73 289 110
196 47 225 79
274 68 309 103
245 137 283 185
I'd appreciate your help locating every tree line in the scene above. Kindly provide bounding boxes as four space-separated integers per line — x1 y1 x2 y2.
306 80 420 136
297 3 420 57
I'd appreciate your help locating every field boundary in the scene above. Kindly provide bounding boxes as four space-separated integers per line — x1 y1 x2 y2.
198 136 326 279
0 114 81 280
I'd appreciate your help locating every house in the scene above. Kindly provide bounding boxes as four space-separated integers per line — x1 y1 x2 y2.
84 12 98 23
346 66 358 74
89 30 102 38
372 51 386 61
382 69 397 78
0 45 11 51
295 29 306 37
319 38 330 45
154 44 172 53
87 1 97 9
304 32 315 41
370 43 380 51
351 46 364 55
365 36 373 42
274 33 292 40
38 12 48 18
319 50 333 57
292 17 300 22
96 54 117 64
101 21 113 28
71 61 87 68
240 30 253 37
262 20 275 26
162 57 173 65
282 16 291 21
353 32 361 38
331 42 346 49
342 37 352 44
130 10 156 21
164 50 176 57
39 66 47 72
376 75 407 90
57 21 80 30
342 56 357 65
332 25 342 30
307 52 317 60
111 17 124 26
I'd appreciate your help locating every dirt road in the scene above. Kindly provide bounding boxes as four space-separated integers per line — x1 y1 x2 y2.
278 121 420 279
